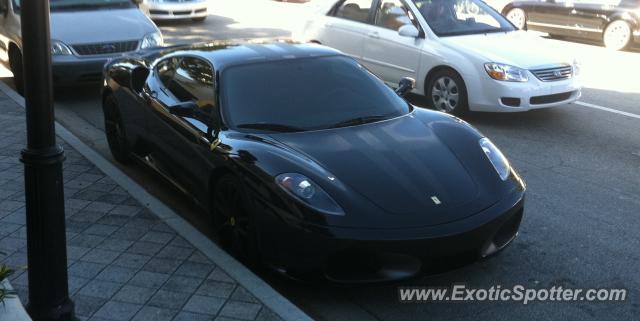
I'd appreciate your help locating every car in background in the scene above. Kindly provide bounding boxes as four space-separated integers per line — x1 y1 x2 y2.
296 0 581 114
503 0 640 50
0 0 163 94
102 42 525 282
139 0 209 22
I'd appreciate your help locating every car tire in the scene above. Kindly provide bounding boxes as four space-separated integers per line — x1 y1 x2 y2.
505 8 527 30
192 16 206 22
603 20 632 51
103 94 132 164
426 69 469 116
213 174 260 266
9 48 24 96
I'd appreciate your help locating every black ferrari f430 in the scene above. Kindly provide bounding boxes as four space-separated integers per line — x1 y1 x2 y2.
101 42 526 282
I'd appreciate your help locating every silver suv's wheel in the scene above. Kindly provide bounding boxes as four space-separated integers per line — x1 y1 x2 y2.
603 20 631 51
506 8 526 30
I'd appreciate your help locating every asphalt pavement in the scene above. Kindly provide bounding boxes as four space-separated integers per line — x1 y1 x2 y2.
3 1 639 320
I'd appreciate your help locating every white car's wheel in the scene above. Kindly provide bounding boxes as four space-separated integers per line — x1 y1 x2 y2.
506 8 526 30
603 20 631 51
427 69 468 115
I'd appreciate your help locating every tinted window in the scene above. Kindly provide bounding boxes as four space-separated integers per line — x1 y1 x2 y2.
222 56 411 132
413 0 514 36
158 57 215 110
333 0 373 23
374 0 418 31
173 57 216 108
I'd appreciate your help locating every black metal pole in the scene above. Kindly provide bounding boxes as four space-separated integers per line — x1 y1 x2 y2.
20 0 75 320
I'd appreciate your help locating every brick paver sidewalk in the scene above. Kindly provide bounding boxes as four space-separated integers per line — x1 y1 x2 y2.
0 91 283 321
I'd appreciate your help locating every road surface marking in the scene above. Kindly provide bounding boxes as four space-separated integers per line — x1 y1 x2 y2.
576 101 640 120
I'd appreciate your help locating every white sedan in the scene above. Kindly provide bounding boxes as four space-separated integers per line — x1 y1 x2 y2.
296 0 582 114
139 0 209 22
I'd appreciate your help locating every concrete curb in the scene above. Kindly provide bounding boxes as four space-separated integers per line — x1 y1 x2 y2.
0 81 313 321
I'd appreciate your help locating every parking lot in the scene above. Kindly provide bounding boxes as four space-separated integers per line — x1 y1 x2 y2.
2 0 639 320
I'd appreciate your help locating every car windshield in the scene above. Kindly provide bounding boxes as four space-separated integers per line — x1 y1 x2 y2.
221 56 411 132
12 0 134 12
412 0 515 37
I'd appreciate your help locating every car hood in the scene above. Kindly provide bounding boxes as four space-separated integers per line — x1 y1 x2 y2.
269 113 501 225
50 8 157 45
440 31 574 69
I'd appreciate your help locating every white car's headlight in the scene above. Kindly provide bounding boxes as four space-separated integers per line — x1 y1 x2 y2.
484 62 528 82
276 173 344 216
140 32 163 49
572 59 581 77
51 40 73 56
479 138 511 181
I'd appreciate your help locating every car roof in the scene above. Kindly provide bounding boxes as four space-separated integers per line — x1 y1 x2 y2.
158 41 345 71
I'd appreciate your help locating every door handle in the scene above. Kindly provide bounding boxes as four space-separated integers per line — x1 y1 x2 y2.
368 32 380 39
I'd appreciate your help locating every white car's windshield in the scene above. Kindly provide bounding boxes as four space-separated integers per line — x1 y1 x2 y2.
12 0 135 12
413 0 515 37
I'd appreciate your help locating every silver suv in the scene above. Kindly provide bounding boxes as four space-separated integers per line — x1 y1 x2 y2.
0 0 163 93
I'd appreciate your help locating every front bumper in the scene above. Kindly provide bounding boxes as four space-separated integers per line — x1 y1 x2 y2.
469 73 582 112
258 190 525 283
52 55 115 85
142 1 208 20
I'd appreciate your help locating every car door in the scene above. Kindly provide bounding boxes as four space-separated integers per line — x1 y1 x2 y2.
569 0 615 39
361 0 422 86
526 0 575 36
143 56 216 197
322 0 375 59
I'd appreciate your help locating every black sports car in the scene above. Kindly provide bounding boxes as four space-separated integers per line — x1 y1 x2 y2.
102 42 525 282
503 0 640 50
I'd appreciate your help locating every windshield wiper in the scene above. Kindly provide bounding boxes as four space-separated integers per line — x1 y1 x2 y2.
331 115 391 128
236 123 306 133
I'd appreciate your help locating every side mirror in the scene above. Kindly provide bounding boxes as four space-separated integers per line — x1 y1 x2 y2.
395 77 415 97
398 24 419 38
131 66 149 93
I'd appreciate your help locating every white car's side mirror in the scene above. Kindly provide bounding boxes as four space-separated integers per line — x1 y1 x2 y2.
398 24 420 38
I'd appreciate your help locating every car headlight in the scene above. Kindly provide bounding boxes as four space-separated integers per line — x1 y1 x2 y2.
140 32 163 49
276 173 344 216
479 138 511 181
484 62 528 82
51 40 73 56
572 59 581 77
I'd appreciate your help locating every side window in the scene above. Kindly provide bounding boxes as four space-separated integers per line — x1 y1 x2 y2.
158 56 216 111
156 57 178 90
374 0 416 31
333 0 374 23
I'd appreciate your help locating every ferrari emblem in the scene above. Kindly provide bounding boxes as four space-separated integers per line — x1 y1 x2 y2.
431 196 441 205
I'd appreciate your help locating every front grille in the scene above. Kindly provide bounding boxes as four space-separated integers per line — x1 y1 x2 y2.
530 91 576 105
149 9 169 15
173 10 192 15
530 65 573 82
72 40 139 56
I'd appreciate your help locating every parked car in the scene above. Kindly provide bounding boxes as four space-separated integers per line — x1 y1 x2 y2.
102 42 525 282
503 0 640 50
0 0 163 94
139 0 208 22
296 0 582 114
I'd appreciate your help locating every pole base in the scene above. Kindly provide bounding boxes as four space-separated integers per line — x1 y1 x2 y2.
26 297 77 321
